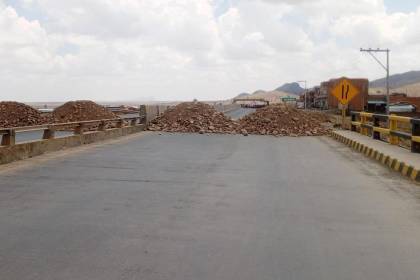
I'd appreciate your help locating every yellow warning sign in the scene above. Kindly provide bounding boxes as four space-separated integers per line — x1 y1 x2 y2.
332 78 360 105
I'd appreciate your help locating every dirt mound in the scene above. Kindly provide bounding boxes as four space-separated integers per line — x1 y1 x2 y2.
53 101 117 123
0 101 47 128
148 102 238 134
238 104 331 136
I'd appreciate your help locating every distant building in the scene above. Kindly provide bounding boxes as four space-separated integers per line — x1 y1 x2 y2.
367 93 420 116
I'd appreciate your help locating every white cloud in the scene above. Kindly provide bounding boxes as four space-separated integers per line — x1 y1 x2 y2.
0 0 420 102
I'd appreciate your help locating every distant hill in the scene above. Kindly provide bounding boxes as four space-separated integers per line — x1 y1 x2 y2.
233 89 299 104
250 90 299 103
369 70 420 96
370 70 420 88
235 93 251 98
234 82 303 102
276 83 305 95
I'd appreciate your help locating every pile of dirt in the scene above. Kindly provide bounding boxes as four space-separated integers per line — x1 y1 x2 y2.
53 101 117 123
148 102 238 134
0 101 47 128
237 104 331 136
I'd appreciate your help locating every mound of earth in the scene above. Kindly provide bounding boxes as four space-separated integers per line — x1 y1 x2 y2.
0 101 47 128
53 101 117 122
238 104 331 136
148 102 238 134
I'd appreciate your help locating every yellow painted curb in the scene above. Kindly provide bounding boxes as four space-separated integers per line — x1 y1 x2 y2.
330 132 420 184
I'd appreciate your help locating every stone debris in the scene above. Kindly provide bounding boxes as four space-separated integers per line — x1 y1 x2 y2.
53 100 117 123
1 100 330 137
0 101 47 128
148 102 330 137
148 102 238 134
237 104 331 136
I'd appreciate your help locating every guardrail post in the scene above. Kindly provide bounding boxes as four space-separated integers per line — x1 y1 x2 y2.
42 127 55 140
1 129 16 146
351 113 357 131
389 115 399 145
116 119 124 128
74 123 84 135
139 105 147 124
130 119 137 127
411 119 420 153
98 121 106 131
372 115 381 140
360 113 367 135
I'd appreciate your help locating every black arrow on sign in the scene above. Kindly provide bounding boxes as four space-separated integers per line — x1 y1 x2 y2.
341 84 350 100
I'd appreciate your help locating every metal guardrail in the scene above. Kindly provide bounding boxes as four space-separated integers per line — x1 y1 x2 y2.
0 116 144 147
350 111 420 153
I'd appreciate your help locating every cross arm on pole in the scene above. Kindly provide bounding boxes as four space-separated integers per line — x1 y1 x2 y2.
360 47 390 115
366 51 387 71
360 48 390 71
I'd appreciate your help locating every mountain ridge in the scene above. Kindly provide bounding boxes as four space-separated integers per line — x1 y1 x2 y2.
234 82 304 100
370 70 420 88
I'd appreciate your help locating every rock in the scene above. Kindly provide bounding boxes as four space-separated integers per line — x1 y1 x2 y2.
146 102 330 137
0 102 48 128
53 101 117 123
148 102 238 134
237 104 330 137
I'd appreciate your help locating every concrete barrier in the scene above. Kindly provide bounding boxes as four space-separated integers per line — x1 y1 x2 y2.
0 125 145 165
145 105 170 123
331 130 420 183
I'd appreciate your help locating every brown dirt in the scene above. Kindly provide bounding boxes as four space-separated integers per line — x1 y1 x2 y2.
0 101 48 128
148 102 238 134
53 101 117 123
237 104 331 136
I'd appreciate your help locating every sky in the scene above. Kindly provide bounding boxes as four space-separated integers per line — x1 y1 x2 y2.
1 0 420 102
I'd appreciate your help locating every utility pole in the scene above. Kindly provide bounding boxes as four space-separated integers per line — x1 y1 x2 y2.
360 48 390 115
297 80 307 109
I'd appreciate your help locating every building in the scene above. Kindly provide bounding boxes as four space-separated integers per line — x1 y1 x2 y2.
368 93 420 116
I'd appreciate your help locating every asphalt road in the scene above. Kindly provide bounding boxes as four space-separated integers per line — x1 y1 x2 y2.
2 133 420 280
223 107 256 120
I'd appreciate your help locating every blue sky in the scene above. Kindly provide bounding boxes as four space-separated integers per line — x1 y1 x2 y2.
385 0 420 12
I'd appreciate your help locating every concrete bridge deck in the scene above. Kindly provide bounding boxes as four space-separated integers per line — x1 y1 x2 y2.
1 132 420 279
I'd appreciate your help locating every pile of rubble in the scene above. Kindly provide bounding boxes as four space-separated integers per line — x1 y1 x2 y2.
53 100 117 123
238 104 331 136
0 101 47 128
148 102 238 134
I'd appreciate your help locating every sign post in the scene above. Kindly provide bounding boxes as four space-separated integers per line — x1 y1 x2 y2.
331 78 360 129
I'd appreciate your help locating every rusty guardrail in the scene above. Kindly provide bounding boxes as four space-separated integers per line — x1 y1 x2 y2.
350 111 420 153
0 116 144 147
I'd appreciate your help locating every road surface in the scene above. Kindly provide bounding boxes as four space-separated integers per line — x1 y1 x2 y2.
223 107 256 120
1 133 420 280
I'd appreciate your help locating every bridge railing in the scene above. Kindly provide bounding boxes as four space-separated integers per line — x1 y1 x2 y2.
0 116 144 147
350 112 420 153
